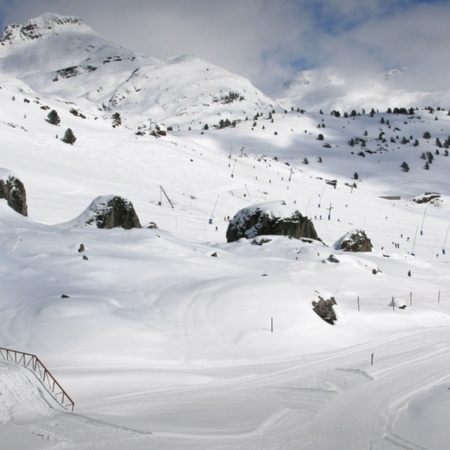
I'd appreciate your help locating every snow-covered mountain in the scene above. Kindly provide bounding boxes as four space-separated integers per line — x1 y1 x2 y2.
277 66 450 112
0 13 281 128
3 13 449 126
1 13 450 450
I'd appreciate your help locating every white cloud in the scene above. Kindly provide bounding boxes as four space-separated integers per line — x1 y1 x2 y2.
321 2 450 91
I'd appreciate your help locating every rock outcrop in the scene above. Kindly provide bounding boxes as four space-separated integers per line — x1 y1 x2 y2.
312 296 337 325
0 169 28 216
82 195 142 229
335 229 373 252
0 14 90 45
412 192 441 205
226 201 319 243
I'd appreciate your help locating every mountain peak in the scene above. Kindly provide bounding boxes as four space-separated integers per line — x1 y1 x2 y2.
0 13 92 45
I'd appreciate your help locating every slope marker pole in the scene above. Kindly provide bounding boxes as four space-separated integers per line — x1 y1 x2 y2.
442 226 449 254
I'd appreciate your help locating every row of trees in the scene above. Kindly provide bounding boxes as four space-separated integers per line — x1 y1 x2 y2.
330 106 449 118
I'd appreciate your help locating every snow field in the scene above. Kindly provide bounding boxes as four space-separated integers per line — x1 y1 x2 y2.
1 22 450 446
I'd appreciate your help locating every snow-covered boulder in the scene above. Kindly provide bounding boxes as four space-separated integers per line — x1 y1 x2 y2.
71 195 142 229
0 169 28 216
412 192 441 205
335 229 373 252
226 200 319 243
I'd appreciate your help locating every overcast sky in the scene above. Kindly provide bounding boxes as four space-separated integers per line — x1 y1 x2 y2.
0 0 449 93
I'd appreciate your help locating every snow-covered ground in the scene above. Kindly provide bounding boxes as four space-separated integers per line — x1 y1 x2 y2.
1 14 450 449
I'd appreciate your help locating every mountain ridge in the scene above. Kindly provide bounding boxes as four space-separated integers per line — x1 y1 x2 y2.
0 13 92 45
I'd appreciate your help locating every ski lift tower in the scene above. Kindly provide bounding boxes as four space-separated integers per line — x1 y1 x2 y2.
159 185 174 209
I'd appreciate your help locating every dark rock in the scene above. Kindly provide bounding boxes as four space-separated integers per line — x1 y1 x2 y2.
85 195 142 229
211 252 218 257
0 170 28 216
78 243 85 252
82 255 89 260
145 222 158 229
150 130 167 138
327 254 340 263
226 201 320 243
336 229 373 252
312 296 337 325
252 238 272 246
61 294 70 298
412 192 441 205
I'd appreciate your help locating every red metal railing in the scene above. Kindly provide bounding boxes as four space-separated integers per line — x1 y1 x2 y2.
0 346 75 411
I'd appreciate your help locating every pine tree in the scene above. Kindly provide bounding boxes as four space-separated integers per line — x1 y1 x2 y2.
400 162 410 172
62 128 76 145
112 112 122 127
47 109 61 125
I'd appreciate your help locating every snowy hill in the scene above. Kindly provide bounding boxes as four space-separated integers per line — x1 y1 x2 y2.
1 13 450 450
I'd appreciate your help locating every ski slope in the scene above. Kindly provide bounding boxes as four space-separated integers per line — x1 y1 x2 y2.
1 13 450 450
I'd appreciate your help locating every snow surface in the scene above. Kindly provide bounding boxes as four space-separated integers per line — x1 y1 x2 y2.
1 13 450 449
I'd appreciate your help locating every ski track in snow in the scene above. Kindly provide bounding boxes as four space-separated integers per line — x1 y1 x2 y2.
0 327 441 449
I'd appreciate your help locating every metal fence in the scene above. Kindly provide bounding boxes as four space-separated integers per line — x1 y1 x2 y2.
355 289 450 311
0 346 75 411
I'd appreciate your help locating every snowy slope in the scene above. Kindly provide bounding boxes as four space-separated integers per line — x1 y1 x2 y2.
1 13 450 450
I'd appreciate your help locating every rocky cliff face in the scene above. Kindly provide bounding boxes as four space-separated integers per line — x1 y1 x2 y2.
0 14 91 45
